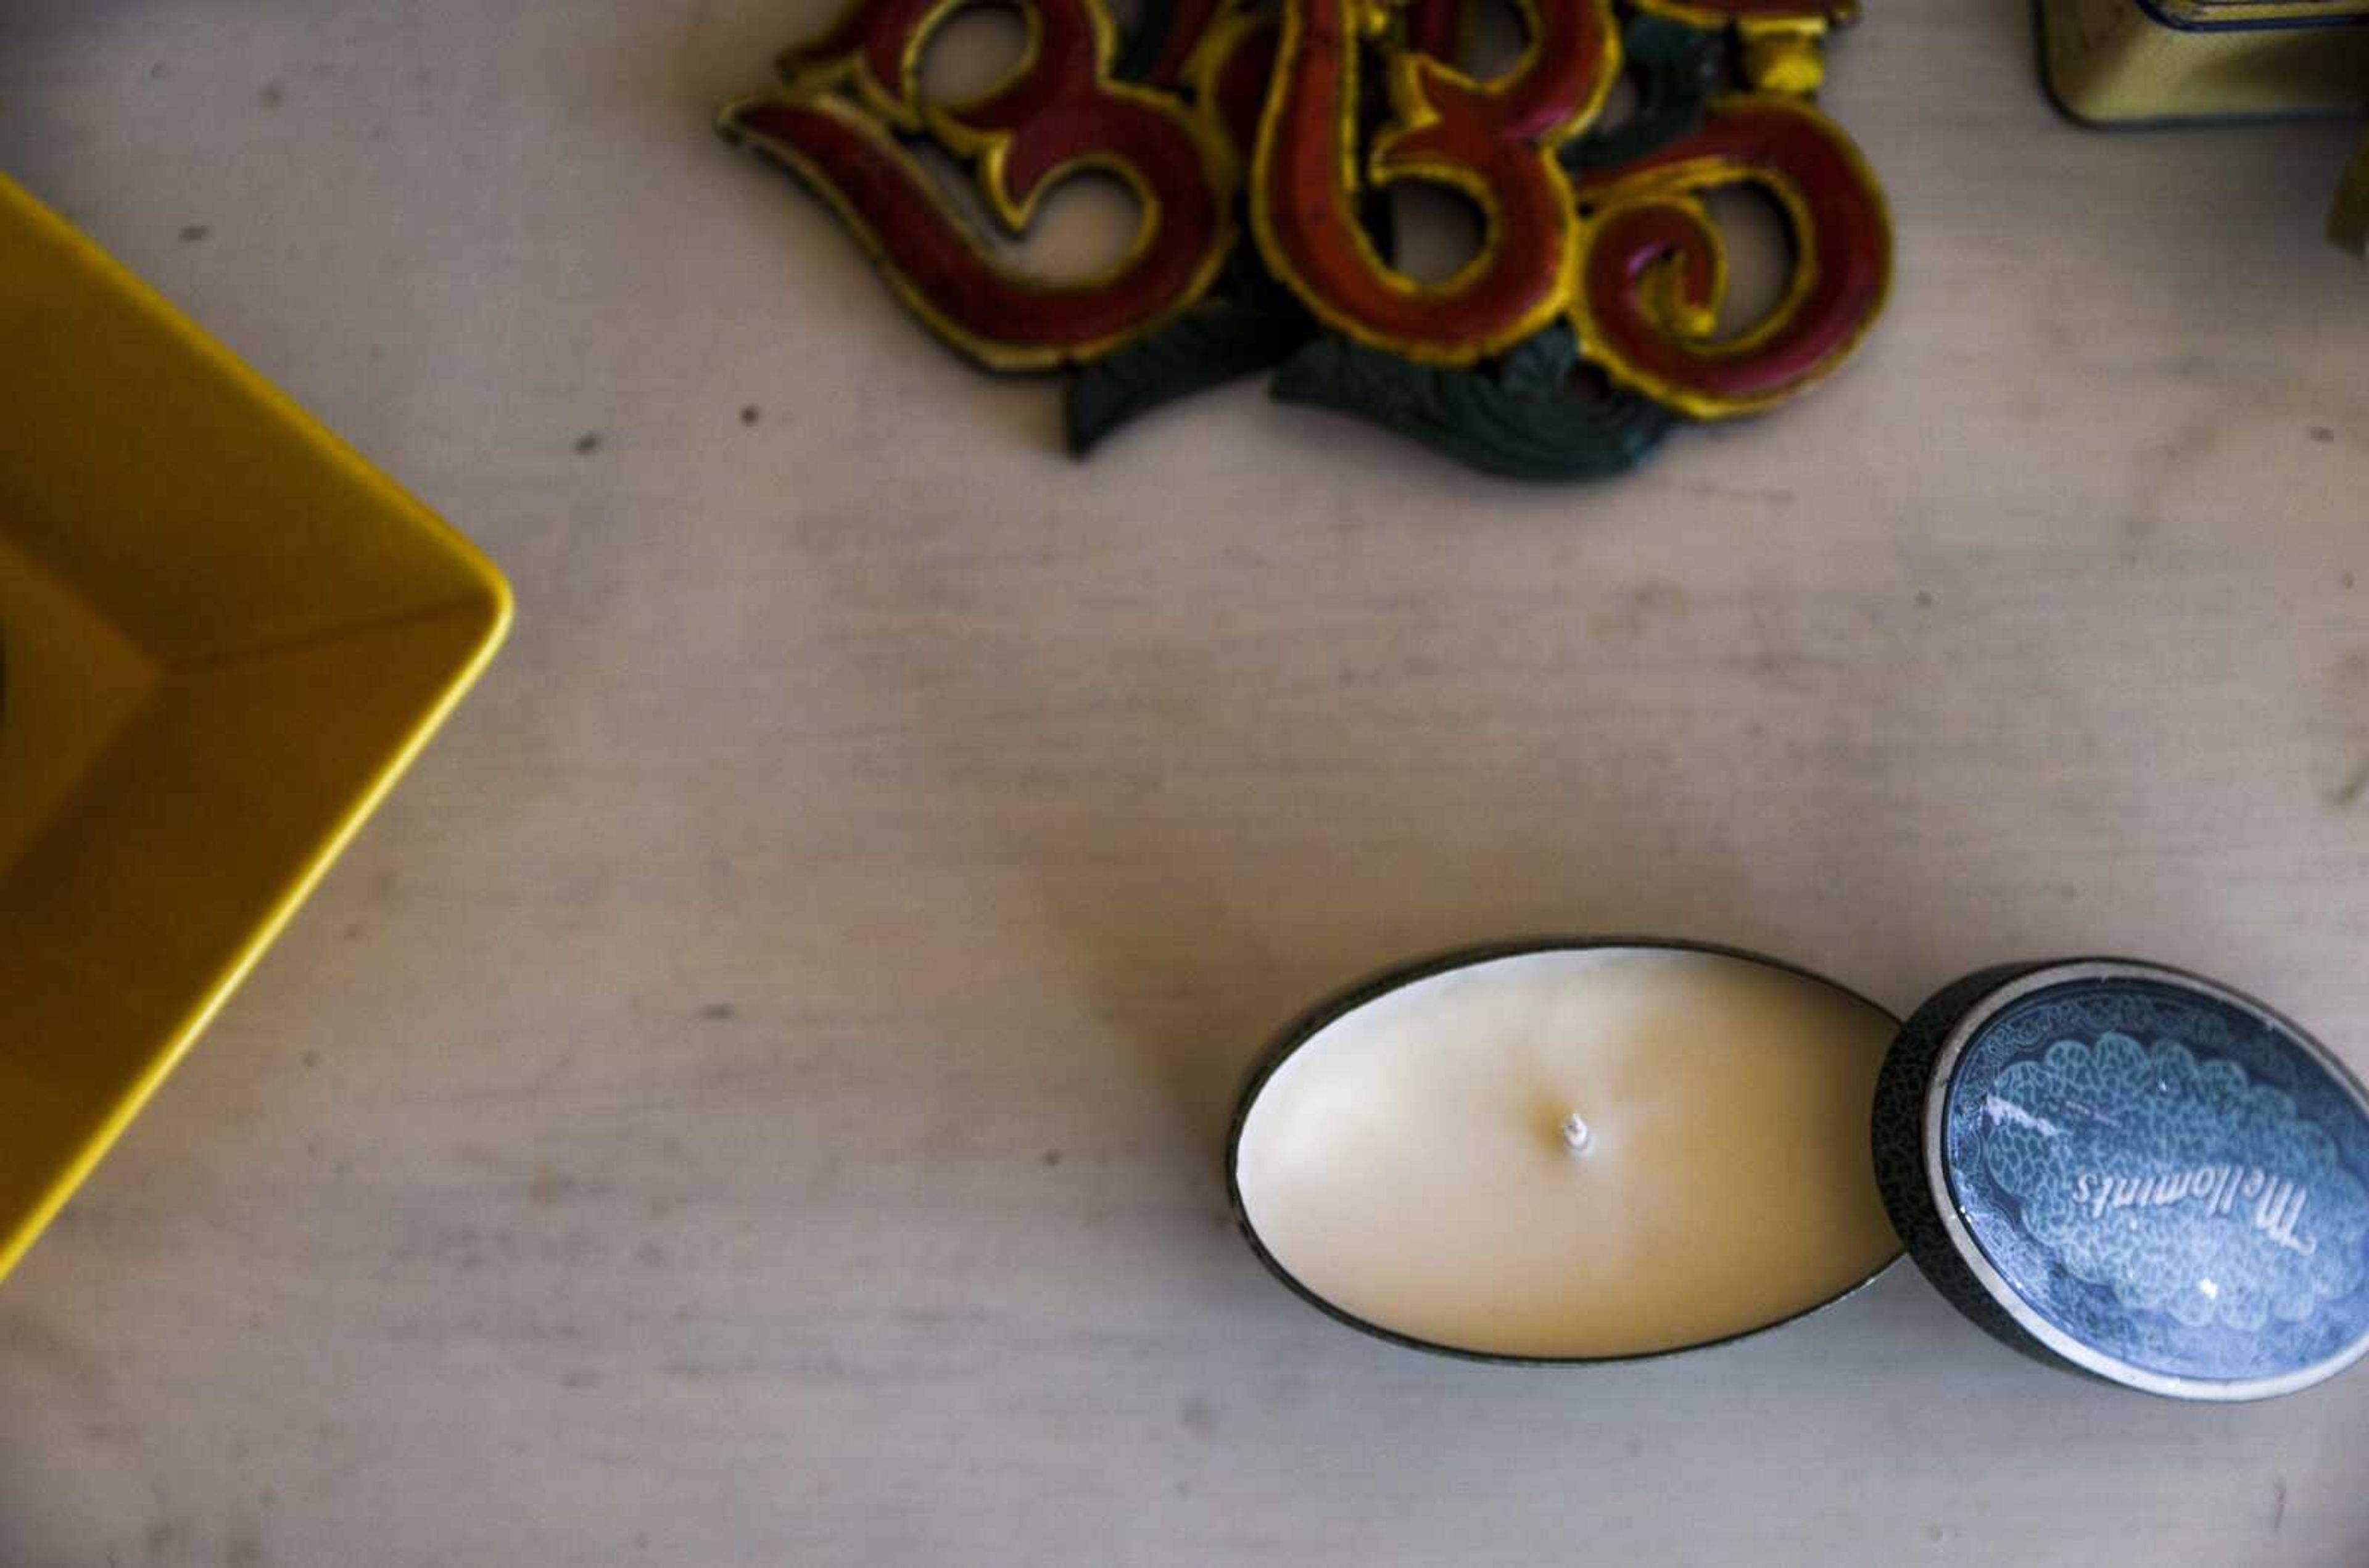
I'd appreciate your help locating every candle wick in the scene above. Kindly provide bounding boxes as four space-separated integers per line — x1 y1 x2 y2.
1560 1112 1592 1157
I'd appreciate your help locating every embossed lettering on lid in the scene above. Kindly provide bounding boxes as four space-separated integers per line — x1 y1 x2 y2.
1898 962 2369 1400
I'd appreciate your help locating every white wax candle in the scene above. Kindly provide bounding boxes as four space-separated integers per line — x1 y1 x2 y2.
1233 946 1902 1359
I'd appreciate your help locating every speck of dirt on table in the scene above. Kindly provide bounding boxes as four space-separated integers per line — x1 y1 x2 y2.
258 81 285 109
178 224 210 243
574 432 603 456
740 405 763 427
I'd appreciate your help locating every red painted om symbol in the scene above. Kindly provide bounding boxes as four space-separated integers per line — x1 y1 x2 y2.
1570 96 1891 418
723 0 1895 451
720 0 1236 369
1251 0 1622 365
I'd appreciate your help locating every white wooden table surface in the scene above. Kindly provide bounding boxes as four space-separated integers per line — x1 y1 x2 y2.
4 2 2368 1564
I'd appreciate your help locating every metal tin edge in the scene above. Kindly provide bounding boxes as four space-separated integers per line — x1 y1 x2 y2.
2124 0 2369 36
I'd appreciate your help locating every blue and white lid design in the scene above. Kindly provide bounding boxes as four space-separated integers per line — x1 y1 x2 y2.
1877 960 2369 1401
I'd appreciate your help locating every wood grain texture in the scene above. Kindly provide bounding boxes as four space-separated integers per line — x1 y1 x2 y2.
1 1 2366 1563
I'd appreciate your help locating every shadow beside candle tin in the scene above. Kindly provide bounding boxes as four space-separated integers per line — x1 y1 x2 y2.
1231 939 2369 1401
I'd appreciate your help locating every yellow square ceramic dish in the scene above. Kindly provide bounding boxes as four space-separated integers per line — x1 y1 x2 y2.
0 176 510 1283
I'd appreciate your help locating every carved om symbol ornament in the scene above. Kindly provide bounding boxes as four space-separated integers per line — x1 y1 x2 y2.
719 0 1890 477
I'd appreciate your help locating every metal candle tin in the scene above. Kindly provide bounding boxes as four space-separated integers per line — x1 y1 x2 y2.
1234 942 2369 1401
2038 0 2369 126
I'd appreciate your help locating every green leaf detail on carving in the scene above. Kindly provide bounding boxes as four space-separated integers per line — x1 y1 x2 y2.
1563 16 1718 174
1065 244 1313 455
1064 300 1313 455
1268 324 1677 481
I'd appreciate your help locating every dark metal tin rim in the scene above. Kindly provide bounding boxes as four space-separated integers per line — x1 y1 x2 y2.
1917 957 2369 1402
2119 0 2369 36
1225 935 1908 1367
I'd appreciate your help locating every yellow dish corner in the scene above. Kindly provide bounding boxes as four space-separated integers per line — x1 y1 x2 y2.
0 175 510 1284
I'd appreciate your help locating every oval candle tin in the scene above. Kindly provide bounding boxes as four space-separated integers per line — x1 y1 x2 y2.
1872 959 2369 1401
1228 939 1906 1364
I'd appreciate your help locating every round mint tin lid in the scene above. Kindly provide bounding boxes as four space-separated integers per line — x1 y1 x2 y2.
1874 959 2369 1401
